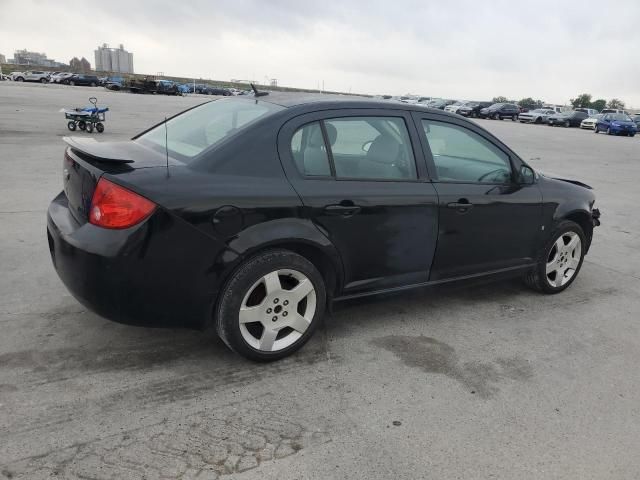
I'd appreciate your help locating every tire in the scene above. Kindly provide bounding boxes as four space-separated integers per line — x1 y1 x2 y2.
564 121 570 128
95 122 104 133
535 117 542 124
524 220 586 294
67 121 76 131
40 78 47 83
594 125 599 133
606 127 612 135
493 112 501 120
630 133 635 138
511 115 517 121
69 81 76 86
90 82 96 87
16 77 24 82
78 121 86 131
86 123 94 133
216 250 326 361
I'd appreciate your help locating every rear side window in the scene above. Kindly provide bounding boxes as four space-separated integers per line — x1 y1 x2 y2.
291 122 331 176
137 98 284 163
325 117 417 180
421 120 512 184
291 117 417 181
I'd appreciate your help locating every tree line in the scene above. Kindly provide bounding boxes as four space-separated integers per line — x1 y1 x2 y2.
490 94 625 111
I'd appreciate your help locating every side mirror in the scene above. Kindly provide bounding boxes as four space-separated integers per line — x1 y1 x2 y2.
518 165 535 185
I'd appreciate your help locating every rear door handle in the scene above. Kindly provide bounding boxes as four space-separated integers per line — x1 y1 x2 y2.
447 201 474 211
325 205 361 216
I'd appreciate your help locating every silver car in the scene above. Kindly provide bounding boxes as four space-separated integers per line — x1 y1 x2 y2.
518 108 556 124
10 71 50 83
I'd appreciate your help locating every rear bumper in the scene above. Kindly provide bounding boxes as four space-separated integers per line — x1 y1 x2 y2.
47 191 221 329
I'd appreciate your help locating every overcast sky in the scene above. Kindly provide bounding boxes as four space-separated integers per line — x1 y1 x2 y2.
2 0 639 106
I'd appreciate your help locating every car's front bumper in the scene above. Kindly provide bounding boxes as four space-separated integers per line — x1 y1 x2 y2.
47 191 218 329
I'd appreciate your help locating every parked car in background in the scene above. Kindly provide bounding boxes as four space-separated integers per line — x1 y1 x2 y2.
479 103 520 120
580 114 603 130
457 101 492 118
47 94 600 361
594 113 637 136
426 99 456 110
600 108 628 115
518 108 557 124
64 74 100 87
547 110 588 127
10 71 50 83
51 72 74 84
444 101 471 114
632 114 640 129
543 105 564 114
155 80 180 95
209 87 232 96
575 108 599 117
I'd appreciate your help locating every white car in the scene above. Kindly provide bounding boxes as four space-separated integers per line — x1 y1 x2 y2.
518 108 557 124
580 114 603 130
444 101 470 114
50 72 74 84
10 71 50 83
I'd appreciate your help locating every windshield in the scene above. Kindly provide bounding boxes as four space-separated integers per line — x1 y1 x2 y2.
136 98 284 162
609 114 632 121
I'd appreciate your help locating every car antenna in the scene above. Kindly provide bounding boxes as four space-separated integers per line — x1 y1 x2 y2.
164 116 170 178
251 83 269 97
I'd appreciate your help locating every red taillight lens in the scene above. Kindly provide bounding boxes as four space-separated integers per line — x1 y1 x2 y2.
89 177 156 229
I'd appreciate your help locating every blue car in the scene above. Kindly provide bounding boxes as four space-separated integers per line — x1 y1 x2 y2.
594 113 638 137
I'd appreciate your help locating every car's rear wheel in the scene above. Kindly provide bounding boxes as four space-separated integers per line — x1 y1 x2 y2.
69 80 75 86
90 82 96 87
564 120 570 128
40 78 47 83
535 117 542 124
216 250 326 361
16 77 24 82
606 127 612 135
511 115 517 121
524 220 585 294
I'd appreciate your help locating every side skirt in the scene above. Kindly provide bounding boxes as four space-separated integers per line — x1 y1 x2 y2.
332 264 536 302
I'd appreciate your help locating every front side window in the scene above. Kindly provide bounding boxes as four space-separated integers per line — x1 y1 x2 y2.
137 98 284 162
324 117 417 180
421 120 512 184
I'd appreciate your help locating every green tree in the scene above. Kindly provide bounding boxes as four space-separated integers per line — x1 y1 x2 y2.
607 98 625 110
570 93 592 108
492 96 509 103
518 97 536 110
590 99 606 111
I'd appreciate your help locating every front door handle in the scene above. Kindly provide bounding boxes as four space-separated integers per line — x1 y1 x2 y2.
324 205 361 216
447 201 474 212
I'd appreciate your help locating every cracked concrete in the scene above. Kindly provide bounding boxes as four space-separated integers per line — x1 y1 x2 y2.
1 81 640 479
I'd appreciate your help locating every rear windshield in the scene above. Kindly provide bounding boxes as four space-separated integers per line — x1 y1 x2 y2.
609 113 632 121
136 98 284 162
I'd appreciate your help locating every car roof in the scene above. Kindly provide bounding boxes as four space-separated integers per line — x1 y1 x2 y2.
250 91 462 117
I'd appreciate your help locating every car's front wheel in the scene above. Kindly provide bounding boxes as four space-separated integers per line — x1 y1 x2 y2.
216 250 326 361
493 112 501 120
524 221 586 294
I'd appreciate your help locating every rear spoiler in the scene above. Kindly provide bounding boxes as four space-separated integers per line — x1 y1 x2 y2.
62 137 135 163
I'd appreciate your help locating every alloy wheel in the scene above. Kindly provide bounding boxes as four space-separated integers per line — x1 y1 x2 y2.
239 269 316 352
546 232 581 288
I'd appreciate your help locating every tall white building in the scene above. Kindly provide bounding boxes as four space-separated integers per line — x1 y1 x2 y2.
94 44 134 74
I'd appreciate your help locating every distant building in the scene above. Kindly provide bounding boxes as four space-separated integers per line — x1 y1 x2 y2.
94 44 134 73
9 49 65 67
0 54 6 64
69 57 92 73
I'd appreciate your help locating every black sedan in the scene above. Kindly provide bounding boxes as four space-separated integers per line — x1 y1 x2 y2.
63 74 100 87
457 101 492 118
547 110 588 127
47 94 600 361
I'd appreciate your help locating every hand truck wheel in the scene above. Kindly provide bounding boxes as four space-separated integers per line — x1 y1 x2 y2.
67 121 77 131
96 122 104 133
78 120 86 131
86 123 94 133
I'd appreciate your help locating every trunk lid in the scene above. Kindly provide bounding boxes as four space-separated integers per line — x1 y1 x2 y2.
61 137 176 224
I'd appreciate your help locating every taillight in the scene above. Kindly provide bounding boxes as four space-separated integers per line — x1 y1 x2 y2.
89 177 156 229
